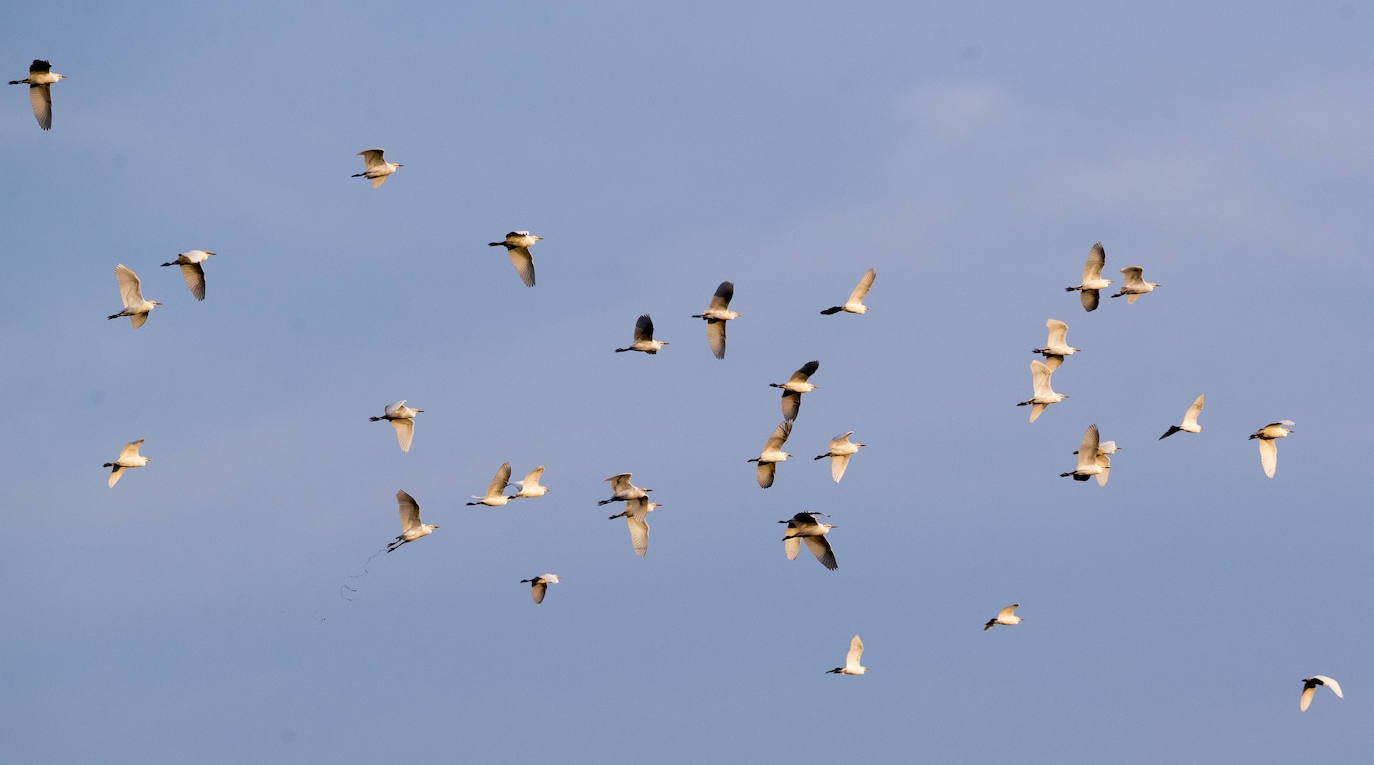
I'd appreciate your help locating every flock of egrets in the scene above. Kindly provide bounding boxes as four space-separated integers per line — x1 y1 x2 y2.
18 55 1339 709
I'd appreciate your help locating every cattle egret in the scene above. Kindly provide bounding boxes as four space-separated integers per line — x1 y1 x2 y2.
159 250 215 301
691 281 739 359
1249 420 1294 478
597 473 651 506
748 420 793 489
466 462 514 506
770 360 820 422
607 497 660 557
1016 360 1066 422
615 314 668 354
369 401 423 453
779 511 838 570
8 59 65 131
1061 425 1104 481
1032 318 1078 371
1300 675 1343 712
1073 439 1120 487
984 604 1022 631
352 149 402 188
1110 266 1160 303
508 466 550 499
487 231 542 287
520 574 560 604
1065 242 1112 312
1160 394 1206 440
387 490 438 552
107 264 161 328
813 432 866 483
103 439 150 488
820 268 876 315
826 635 867 675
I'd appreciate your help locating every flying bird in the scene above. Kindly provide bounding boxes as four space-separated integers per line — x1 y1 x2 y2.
1110 266 1160 303
107 265 161 328
387 490 438 553
984 604 1023 631
352 149 403 188
1300 675 1343 712
1160 394 1206 440
1074 439 1120 487
1249 420 1294 478
1016 360 1066 422
597 473 651 506
103 439 150 488
691 281 739 359
813 432 866 483
748 420 793 489
1032 318 1078 371
487 231 542 287
770 360 820 422
520 574 560 604
369 400 423 453
780 511 838 570
508 466 550 499
1061 424 1105 482
8 59 65 131
607 497 660 557
1065 242 1112 312
820 268 876 315
159 250 215 301
466 462 514 507
826 635 867 675
615 314 669 354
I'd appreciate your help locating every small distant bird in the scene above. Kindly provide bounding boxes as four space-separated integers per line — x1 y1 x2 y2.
779 511 838 570
369 400 423 453
598 473 651 506
1017 360 1066 422
1065 242 1112 312
826 635 867 675
160 250 215 301
352 149 403 188
107 264 161 328
1074 439 1120 487
984 604 1022 631
1249 420 1294 479
466 462 514 507
770 360 820 422
508 466 550 499
1160 394 1206 440
1032 318 1078 371
691 281 739 359
387 489 438 553
9 59 66 131
487 231 542 287
103 439 150 488
748 420 793 489
607 496 660 557
1061 424 1105 482
1300 675 1343 712
820 268 876 315
615 314 668 354
520 574 560 604
814 432 866 483
1110 266 1160 303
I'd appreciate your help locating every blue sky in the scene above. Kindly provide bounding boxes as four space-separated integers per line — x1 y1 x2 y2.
3 2 1372 762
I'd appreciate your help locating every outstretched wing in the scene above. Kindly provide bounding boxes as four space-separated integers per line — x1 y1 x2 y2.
391 419 415 453
709 281 734 310
706 319 727 359
633 314 654 342
1083 243 1105 281
804 535 838 570
30 83 53 131
115 264 144 308
789 360 820 383
1182 394 1205 428
1258 438 1278 478
508 247 536 287
848 269 876 303
396 490 421 531
487 462 513 496
845 635 864 670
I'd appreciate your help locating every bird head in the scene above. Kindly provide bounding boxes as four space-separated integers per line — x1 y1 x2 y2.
150 300 163 306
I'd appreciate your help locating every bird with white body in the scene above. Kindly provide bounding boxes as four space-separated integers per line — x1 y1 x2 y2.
691 281 739 359
1110 266 1160 303
1300 675 1343 712
107 265 161 328
508 466 550 499
487 231 542 287
607 496 660 557
1160 394 1206 440
1016 360 1066 422
387 490 438 553
813 432 866 483
1032 318 1078 371
1249 420 1294 478
352 149 402 188
597 473 651 506
160 250 215 301
615 314 668 354
103 439 151 488
984 604 1023 631
779 511 838 570
748 420 793 489
770 360 819 422
1065 242 1112 312
826 635 867 675
1073 438 1120 487
520 574 560 604
820 268 876 315
369 401 423 453
466 462 514 507
1061 424 1105 482
8 59 66 131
